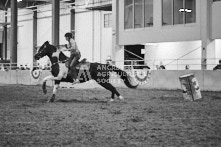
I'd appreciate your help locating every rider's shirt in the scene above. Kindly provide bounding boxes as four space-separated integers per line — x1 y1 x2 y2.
68 38 80 54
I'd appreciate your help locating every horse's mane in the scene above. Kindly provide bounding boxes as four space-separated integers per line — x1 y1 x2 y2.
48 44 57 52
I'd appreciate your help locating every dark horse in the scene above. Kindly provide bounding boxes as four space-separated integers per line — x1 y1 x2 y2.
34 41 138 102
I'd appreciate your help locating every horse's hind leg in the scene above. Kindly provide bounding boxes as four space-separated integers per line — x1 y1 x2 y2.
98 82 123 102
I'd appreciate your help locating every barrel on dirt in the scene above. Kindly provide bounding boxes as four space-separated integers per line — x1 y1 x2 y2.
179 73 202 101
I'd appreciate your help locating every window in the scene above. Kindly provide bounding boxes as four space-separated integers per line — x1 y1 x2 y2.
174 0 184 24
144 0 154 27
185 0 196 23
134 0 143 28
124 0 153 29
162 0 172 25
124 0 133 29
104 13 112 28
162 0 196 25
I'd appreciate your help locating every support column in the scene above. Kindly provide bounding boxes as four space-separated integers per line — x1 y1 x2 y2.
3 10 7 60
112 0 124 68
112 0 119 63
10 0 17 63
92 10 94 62
70 0 75 32
33 9 37 62
200 0 212 69
52 0 60 46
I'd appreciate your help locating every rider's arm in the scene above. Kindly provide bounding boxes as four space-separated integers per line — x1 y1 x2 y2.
61 39 78 52
60 42 73 51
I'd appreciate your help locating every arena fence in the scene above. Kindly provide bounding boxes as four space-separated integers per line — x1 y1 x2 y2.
0 68 220 91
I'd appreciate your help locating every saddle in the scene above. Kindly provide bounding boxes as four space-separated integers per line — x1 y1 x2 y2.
66 58 90 71
75 58 90 70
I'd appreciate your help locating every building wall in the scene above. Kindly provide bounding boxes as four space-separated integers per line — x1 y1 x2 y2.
145 41 202 70
75 9 112 63
37 5 52 46
144 40 218 70
93 11 102 62
116 0 221 45
117 0 201 45
17 9 33 66
74 0 112 63
113 0 221 70
75 11 93 62
101 11 112 63
212 1 221 39
60 7 70 45
215 39 221 60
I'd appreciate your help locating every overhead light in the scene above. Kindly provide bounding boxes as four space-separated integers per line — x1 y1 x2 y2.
179 8 192 13
17 0 22 2
185 9 192 13
179 8 185 12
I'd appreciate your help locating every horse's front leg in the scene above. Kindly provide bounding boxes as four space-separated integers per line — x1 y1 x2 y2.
47 84 59 103
42 75 54 94
42 75 63 94
42 75 63 103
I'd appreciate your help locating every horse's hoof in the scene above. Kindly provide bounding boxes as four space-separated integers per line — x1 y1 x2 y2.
47 95 55 103
119 96 124 100
47 98 54 103
109 98 114 102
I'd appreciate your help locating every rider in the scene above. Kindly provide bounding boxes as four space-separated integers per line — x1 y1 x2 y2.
63 32 81 84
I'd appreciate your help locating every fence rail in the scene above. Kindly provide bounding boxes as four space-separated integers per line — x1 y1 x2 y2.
122 58 221 70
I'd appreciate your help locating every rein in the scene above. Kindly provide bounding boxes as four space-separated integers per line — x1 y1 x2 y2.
52 59 68 66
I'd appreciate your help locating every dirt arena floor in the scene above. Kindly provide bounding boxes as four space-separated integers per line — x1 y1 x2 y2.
0 84 221 147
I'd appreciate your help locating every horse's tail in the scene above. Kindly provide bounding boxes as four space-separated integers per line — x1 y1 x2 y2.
108 65 138 89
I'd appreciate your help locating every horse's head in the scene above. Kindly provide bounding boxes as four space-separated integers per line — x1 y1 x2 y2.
34 41 56 60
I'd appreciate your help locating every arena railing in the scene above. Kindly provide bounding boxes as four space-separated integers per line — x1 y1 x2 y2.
0 62 51 71
122 58 221 70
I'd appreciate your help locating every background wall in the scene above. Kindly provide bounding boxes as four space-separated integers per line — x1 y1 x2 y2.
212 1 221 39
117 0 201 45
76 9 112 63
17 9 33 66
145 41 203 70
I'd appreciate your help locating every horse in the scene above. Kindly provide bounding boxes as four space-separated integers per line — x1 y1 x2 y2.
34 41 138 102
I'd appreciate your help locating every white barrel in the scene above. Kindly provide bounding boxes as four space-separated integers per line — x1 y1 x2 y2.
179 73 202 101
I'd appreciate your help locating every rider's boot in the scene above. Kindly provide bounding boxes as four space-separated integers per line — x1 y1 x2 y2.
72 78 80 84
70 66 80 84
